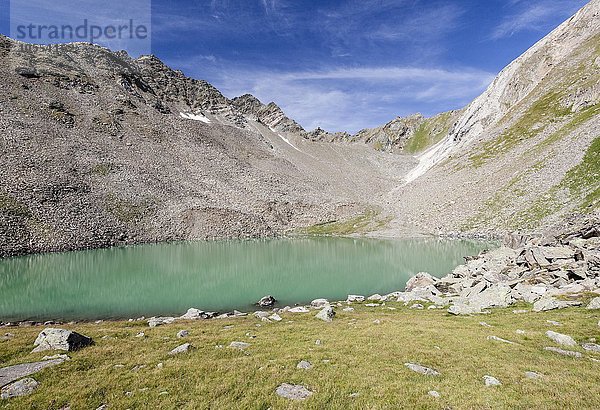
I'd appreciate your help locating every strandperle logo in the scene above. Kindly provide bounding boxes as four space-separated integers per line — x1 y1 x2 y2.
9 0 151 56
14 19 149 43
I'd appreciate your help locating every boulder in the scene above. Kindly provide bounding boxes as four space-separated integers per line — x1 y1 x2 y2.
268 313 283 322
148 317 176 327
1 378 39 399
533 297 579 312
168 343 193 355
315 306 335 322
404 363 440 376
0 358 65 387
32 328 93 352
289 306 310 313
405 272 437 292
275 383 313 400
448 303 482 315
347 295 365 303
257 295 276 307
546 331 577 346
179 308 204 320
310 299 329 308
177 330 189 338
587 297 600 309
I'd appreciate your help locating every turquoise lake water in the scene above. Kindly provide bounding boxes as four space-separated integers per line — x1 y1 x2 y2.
0 237 493 321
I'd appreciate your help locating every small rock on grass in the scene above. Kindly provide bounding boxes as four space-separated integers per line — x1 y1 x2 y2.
582 343 600 353
404 363 440 376
276 383 313 400
516 330 526 335
177 330 189 338
168 343 193 355
544 347 582 358
484 375 501 387
546 320 562 326
525 371 542 379
546 331 577 347
1 378 39 399
487 335 517 345
297 360 312 370
428 390 441 398
229 341 250 350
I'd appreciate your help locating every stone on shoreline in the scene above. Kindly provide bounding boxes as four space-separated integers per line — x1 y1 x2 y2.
289 306 310 313
347 295 365 303
310 299 329 308
32 328 93 352
257 295 276 308
405 272 437 292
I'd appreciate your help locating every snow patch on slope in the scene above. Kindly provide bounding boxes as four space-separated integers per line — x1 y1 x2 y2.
180 112 211 123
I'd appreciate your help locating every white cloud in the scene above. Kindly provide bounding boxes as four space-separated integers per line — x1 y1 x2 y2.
201 65 495 133
491 0 588 39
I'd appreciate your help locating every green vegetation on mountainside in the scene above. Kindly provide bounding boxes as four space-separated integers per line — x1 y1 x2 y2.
403 112 454 154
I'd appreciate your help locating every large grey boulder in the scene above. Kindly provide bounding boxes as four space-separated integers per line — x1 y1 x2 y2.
587 297 600 309
404 363 440 376
315 306 335 322
405 272 437 292
546 331 577 346
32 328 93 352
1 377 39 399
275 383 313 400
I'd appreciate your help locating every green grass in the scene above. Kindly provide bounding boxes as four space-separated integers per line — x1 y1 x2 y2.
302 210 389 236
403 112 453 155
1 304 600 409
469 91 571 167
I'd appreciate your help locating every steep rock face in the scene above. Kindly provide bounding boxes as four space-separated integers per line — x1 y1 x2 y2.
391 0 600 234
231 94 305 134
406 0 600 182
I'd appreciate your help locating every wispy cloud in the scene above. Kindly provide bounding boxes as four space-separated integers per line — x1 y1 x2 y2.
491 0 588 39
176 63 495 133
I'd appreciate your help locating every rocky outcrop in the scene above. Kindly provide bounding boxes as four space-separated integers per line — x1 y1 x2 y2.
397 219 600 314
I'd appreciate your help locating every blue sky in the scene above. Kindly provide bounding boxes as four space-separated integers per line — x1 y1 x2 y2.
0 0 589 132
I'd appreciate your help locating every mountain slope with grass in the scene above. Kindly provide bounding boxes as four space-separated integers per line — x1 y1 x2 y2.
384 0 600 236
